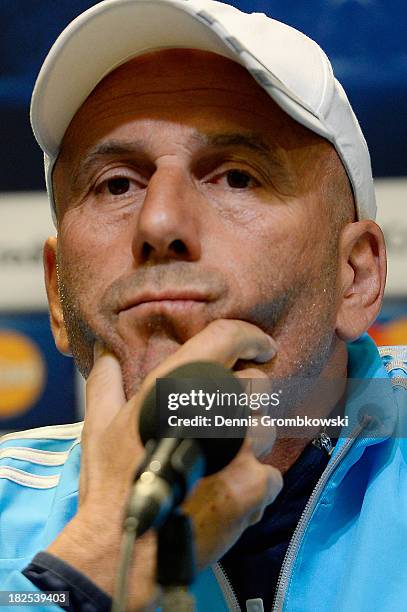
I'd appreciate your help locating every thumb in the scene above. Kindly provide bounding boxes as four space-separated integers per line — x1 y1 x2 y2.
85 342 126 434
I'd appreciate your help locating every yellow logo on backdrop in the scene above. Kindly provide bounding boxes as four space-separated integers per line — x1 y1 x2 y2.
0 331 45 418
370 318 407 346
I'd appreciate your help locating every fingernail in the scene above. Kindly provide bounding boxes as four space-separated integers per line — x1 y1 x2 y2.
254 335 277 363
266 335 277 354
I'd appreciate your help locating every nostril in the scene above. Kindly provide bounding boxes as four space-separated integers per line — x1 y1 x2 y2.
138 238 189 261
170 239 187 255
141 242 152 259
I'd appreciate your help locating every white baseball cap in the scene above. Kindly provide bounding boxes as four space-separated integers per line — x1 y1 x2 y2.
30 0 376 225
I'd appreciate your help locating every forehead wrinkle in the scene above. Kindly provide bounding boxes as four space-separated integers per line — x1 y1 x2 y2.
84 83 265 126
91 85 250 103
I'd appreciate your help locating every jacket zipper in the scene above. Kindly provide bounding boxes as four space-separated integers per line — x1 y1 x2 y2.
213 422 367 612
272 421 368 611
212 434 331 611
214 561 241 611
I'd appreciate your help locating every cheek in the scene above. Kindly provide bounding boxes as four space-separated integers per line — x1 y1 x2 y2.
58 212 132 303
215 207 317 292
61 204 133 248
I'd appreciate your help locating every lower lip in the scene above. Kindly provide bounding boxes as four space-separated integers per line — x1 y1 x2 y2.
119 300 207 316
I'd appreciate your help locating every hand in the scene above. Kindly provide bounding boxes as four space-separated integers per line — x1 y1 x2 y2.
46 320 282 611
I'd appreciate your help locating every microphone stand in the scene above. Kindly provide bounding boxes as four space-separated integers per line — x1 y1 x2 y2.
111 514 140 612
111 510 196 612
157 511 196 612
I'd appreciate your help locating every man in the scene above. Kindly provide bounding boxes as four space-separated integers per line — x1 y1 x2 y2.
0 0 406 610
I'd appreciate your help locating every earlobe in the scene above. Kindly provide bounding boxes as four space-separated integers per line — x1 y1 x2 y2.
335 221 387 342
43 237 72 356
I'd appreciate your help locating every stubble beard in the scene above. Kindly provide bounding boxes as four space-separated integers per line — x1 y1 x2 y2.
56 251 339 401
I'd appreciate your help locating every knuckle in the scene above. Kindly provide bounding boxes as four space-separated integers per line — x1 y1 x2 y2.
208 318 242 340
258 467 273 494
248 506 266 526
267 466 283 500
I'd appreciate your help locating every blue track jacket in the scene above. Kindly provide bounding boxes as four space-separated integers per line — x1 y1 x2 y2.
0 334 406 611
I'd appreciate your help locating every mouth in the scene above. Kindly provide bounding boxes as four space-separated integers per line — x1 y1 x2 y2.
117 290 212 315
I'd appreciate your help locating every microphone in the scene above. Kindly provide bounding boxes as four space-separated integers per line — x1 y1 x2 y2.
125 361 248 537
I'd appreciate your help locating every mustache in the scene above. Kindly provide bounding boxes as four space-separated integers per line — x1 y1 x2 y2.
99 262 229 312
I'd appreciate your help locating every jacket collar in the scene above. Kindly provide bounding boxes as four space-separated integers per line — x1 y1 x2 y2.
331 333 397 458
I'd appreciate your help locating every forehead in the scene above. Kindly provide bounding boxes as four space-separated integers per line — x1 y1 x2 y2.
59 48 321 155
77 48 278 116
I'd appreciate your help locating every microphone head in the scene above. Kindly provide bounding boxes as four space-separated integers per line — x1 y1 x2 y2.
139 361 248 476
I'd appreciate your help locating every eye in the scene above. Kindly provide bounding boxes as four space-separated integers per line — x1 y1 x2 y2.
225 169 256 189
106 177 131 195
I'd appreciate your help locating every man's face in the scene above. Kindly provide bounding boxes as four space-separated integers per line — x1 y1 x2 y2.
50 49 342 397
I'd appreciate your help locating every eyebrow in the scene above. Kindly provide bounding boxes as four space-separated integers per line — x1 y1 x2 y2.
203 132 275 158
71 131 290 188
202 132 293 189
71 141 151 187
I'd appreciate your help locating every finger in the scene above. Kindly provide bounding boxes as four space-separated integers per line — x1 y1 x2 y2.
85 342 126 433
234 368 269 379
140 320 277 395
264 465 283 505
233 370 277 458
223 440 281 503
248 465 283 525
249 428 277 461
247 416 277 460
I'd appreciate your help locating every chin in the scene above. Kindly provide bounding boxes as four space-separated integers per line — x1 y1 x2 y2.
120 335 183 397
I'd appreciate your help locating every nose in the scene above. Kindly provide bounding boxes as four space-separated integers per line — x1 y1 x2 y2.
132 165 202 264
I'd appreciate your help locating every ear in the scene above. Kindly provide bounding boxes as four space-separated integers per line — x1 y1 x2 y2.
43 236 71 356
335 220 387 342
